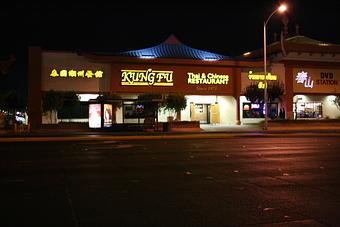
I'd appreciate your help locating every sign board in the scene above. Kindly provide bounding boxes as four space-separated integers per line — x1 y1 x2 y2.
293 68 340 93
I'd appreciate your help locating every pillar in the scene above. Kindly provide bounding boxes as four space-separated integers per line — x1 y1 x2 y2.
28 47 42 130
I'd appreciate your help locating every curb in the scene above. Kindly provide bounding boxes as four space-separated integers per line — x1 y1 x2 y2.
1 132 340 142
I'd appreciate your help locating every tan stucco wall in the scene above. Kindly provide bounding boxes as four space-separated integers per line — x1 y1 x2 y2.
42 52 111 93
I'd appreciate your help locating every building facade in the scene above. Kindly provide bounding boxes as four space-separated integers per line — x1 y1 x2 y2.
242 35 340 120
28 35 340 130
28 35 262 130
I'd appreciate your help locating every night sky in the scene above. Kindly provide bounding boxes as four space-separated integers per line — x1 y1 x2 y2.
1 0 340 94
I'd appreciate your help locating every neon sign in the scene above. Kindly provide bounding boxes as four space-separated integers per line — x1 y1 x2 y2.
121 69 173 86
248 71 277 81
50 69 103 78
251 103 260 109
296 71 314 88
247 71 278 89
187 72 229 85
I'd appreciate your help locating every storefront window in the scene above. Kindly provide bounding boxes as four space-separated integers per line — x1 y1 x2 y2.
243 103 264 118
243 103 278 119
294 102 322 119
124 103 148 119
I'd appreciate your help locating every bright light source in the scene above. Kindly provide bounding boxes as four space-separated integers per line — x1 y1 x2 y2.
278 4 287 13
204 57 218 61
78 94 99 102
140 54 155 59
319 43 331 46
243 52 251 56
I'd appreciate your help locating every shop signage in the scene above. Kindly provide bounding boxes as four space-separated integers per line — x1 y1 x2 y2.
248 71 277 81
295 71 339 88
293 68 340 93
317 72 338 85
187 72 229 85
247 71 278 89
50 69 103 78
121 68 173 86
296 71 314 88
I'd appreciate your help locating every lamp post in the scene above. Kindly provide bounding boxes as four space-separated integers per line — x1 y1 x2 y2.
263 4 287 130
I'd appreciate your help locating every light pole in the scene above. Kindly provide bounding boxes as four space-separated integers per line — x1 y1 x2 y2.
263 4 287 130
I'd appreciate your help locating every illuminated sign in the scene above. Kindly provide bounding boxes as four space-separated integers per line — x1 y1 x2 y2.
121 68 173 86
89 104 101 128
293 68 340 93
248 71 277 81
243 104 250 111
247 71 278 89
50 69 103 78
187 72 229 85
103 104 113 128
257 82 267 89
296 71 314 88
251 103 260 109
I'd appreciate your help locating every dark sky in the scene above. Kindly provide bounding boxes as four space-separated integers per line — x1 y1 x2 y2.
1 0 340 94
1 0 340 57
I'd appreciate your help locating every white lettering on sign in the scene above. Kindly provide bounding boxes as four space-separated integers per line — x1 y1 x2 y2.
296 71 314 88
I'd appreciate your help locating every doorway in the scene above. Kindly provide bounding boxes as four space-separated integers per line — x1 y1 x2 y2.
193 104 210 124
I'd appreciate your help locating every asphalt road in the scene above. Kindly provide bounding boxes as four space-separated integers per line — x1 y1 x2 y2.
1 136 340 227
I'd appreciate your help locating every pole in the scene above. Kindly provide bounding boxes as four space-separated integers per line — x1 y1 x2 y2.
263 21 268 130
262 9 277 130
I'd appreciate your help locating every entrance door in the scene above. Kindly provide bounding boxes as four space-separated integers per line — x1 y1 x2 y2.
210 103 220 124
194 104 210 124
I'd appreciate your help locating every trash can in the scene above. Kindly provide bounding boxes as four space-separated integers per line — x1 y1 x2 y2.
163 122 171 132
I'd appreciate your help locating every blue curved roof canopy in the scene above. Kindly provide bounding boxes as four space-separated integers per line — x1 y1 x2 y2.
116 34 229 61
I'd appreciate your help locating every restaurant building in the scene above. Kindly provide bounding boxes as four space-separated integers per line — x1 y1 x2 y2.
28 35 262 130
28 34 340 130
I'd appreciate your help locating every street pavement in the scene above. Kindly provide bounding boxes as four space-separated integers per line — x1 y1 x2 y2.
1 137 340 226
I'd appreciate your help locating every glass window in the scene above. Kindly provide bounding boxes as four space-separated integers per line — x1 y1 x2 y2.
243 103 264 118
124 104 147 119
243 103 278 119
294 102 322 119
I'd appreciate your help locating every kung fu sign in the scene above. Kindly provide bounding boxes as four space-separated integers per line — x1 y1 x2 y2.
121 68 173 86
113 65 234 94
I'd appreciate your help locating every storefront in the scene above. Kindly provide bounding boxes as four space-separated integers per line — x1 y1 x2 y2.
241 35 340 120
28 35 262 130
239 63 286 124
110 65 237 125
292 68 340 119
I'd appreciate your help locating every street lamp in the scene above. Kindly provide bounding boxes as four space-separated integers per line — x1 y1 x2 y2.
263 3 287 130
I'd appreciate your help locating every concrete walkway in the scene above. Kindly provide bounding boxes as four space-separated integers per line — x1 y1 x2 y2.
1 123 340 143
200 124 262 132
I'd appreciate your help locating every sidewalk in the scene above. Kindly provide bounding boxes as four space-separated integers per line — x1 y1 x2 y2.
1 124 340 143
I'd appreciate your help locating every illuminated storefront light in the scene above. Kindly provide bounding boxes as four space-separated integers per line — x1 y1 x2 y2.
121 68 173 86
78 94 99 102
296 71 314 88
248 71 277 81
187 72 229 85
203 57 218 61
247 71 278 89
140 54 156 59
50 69 103 78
